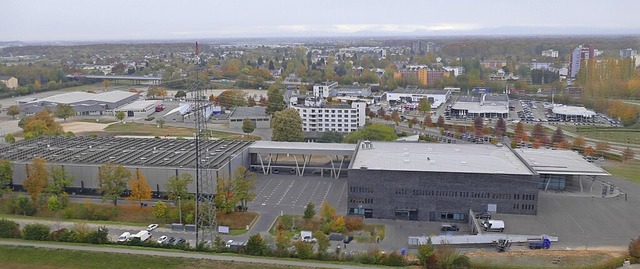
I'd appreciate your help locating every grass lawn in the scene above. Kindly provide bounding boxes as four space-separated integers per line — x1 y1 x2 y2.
468 249 624 269
602 160 640 183
74 118 117 124
0 245 302 269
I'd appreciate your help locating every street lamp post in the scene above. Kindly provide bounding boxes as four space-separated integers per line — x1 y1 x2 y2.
178 196 182 224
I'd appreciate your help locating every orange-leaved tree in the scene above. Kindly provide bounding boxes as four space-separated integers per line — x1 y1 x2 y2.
24 157 48 203
127 168 151 207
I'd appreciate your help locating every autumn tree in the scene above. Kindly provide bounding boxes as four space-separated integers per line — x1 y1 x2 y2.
24 157 48 203
46 166 73 195
7 105 19 119
54 104 75 122
572 136 586 152
166 173 193 202
271 108 304 142
215 174 235 214
127 168 152 207
0 159 14 197
217 90 247 109
422 115 432 129
22 109 64 139
623 147 636 162
98 163 131 206
233 166 256 211
146 86 168 99
152 201 169 220
274 229 291 257
531 124 549 145
551 127 566 145
391 110 401 126
585 146 596 157
473 117 484 137
320 201 336 224
242 118 256 134
115 111 126 122
377 107 386 118
418 98 431 115
514 122 527 142
266 84 286 115
596 141 611 156
156 118 165 128
436 115 445 128
494 117 506 137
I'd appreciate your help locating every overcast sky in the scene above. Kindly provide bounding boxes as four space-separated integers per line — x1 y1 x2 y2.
2 0 640 42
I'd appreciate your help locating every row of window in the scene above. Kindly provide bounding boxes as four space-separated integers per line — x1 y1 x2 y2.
305 123 358 128
301 109 358 114
306 119 358 123
408 189 536 201
513 204 535 210
349 198 374 204
305 128 357 132
229 118 269 122
350 186 373 193
441 212 466 220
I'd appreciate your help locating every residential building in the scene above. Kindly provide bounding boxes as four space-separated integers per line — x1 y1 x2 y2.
0 76 18 89
620 48 637 58
570 45 595 78
394 65 450 86
312 81 338 99
291 98 366 133
541 49 559 58
480 60 507 70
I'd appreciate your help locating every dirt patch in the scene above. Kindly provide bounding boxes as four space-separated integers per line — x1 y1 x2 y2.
467 249 626 268
61 121 111 133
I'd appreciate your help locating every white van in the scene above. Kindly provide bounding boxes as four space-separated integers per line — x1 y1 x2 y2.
117 232 131 242
482 220 505 232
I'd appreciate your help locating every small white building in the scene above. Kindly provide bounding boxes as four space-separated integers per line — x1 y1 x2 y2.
114 100 161 118
552 106 596 122
382 88 451 108
292 101 366 133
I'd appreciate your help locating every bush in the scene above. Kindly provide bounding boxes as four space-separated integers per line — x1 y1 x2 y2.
49 228 73 242
383 251 405 267
15 195 36 216
630 236 640 261
70 223 91 243
345 216 364 231
23 223 50 241
87 226 109 244
0 219 21 238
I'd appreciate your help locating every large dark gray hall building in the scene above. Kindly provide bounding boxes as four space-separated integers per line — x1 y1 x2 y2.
347 142 539 221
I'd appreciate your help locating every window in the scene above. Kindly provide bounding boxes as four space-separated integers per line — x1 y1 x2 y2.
440 212 465 220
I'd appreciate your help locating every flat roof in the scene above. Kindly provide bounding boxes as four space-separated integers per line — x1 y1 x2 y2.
249 141 356 155
33 90 138 105
0 136 252 169
451 102 509 114
390 88 449 95
116 100 160 111
350 142 534 175
229 106 268 119
552 106 596 116
516 148 610 176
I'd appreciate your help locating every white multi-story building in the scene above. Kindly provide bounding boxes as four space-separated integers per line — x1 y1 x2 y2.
312 81 338 99
541 49 559 58
291 101 366 133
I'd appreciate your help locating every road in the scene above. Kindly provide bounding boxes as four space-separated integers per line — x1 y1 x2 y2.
0 240 375 269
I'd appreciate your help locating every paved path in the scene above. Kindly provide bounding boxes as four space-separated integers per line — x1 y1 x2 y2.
0 240 374 269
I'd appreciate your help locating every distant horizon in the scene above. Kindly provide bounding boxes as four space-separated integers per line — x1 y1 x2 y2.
3 0 640 43
3 31 640 45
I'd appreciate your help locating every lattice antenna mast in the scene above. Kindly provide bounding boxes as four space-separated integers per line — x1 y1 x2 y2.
189 41 217 246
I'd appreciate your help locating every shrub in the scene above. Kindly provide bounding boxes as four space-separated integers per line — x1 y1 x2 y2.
49 228 73 242
0 219 21 238
293 240 314 259
383 251 405 267
87 226 109 244
630 236 640 262
23 223 50 241
15 195 36 216
70 223 91 243
246 234 268 256
345 216 364 231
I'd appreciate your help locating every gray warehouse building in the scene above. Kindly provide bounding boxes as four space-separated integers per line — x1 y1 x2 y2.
347 141 539 221
18 90 140 117
1 136 252 196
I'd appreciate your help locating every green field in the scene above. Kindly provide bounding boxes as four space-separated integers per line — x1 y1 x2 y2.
0 245 307 269
602 160 640 183
554 125 640 145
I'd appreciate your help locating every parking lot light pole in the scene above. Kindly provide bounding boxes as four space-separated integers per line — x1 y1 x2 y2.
178 196 182 224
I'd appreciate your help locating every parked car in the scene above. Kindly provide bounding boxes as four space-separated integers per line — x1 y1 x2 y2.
302 236 317 243
166 237 176 244
441 224 459 232
475 211 492 220
147 224 159 231
343 235 354 244
157 235 168 244
175 238 186 245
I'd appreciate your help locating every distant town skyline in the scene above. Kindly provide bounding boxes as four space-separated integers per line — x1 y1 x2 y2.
2 0 640 42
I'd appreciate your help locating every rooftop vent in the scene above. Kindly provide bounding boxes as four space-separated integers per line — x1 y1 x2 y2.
460 161 467 165
361 140 374 149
